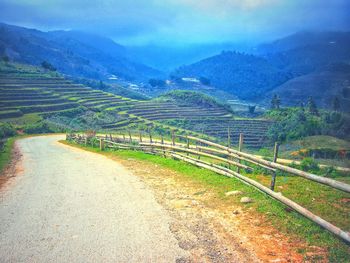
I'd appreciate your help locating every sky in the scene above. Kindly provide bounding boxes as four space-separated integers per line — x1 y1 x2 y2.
0 0 349 45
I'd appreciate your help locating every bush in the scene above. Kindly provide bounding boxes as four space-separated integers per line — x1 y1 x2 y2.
0 122 16 139
24 121 54 134
300 157 320 172
265 108 348 143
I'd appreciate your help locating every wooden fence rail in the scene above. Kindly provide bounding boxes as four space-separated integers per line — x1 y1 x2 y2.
66 132 350 244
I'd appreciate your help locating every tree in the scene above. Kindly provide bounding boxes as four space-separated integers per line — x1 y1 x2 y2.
2 55 9 62
307 97 318 116
271 94 281 109
248 105 256 114
331 96 340 112
199 76 211 86
41 61 56 71
149 79 166 87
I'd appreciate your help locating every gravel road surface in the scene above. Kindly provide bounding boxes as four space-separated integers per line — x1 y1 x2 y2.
0 135 187 262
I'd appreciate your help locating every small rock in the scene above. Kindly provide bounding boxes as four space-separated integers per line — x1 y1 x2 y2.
232 209 240 215
240 197 253 203
225 190 243 196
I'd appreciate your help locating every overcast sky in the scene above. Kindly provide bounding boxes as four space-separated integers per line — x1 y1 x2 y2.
0 0 349 45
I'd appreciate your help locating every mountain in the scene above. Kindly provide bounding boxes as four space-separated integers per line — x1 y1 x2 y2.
126 42 250 72
172 31 350 105
172 51 290 100
261 31 350 75
266 63 350 112
0 23 163 81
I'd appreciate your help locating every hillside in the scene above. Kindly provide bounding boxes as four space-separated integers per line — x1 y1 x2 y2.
0 62 273 147
156 90 232 111
172 31 350 107
266 63 350 111
0 23 163 81
172 51 289 100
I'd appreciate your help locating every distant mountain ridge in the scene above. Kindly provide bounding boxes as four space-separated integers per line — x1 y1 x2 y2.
172 51 290 100
0 23 163 81
172 31 350 110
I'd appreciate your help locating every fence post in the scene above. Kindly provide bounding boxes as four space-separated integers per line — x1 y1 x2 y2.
128 130 132 144
227 127 231 168
123 134 126 143
172 130 175 146
227 127 231 148
237 133 244 173
139 132 143 143
161 135 166 157
99 138 104 151
149 129 153 143
270 142 279 191
110 133 113 141
85 137 87 146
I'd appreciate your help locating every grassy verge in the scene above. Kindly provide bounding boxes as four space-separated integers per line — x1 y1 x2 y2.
0 137 16 174
62 140 350 261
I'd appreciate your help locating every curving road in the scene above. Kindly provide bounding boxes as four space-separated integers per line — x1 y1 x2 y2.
0 135 187 262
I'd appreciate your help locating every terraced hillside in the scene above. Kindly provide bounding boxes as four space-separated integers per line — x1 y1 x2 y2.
0 62 273 148
0 63 138 128
160 118 272 148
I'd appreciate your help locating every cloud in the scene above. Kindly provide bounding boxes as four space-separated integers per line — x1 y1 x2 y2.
0 0 349 45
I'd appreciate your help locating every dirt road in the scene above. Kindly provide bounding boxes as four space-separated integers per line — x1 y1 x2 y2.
0 135 188 262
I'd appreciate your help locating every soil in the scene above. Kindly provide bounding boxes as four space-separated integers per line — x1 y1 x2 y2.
111 156 329 262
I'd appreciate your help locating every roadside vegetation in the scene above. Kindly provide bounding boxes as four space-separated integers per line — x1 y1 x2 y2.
0 123 17 173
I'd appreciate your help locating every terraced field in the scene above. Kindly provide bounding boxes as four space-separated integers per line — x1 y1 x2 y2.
169 118 273 148
117 101 272 147
0 63 273 148
0 70 137 123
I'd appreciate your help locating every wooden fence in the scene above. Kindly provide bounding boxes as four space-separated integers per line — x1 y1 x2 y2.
66 132 350 243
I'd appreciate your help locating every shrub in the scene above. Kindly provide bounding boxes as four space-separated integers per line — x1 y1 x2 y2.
300 157 320 172
0 122 16 139
24 121 54 134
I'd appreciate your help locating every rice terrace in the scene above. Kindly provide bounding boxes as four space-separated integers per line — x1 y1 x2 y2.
0 1 350 262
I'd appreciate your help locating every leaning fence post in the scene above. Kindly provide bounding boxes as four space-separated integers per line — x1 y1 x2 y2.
237 133 244 173
270 142 279 191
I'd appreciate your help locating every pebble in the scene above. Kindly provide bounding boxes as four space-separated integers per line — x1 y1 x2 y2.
225 190 243 196
240 197 253 203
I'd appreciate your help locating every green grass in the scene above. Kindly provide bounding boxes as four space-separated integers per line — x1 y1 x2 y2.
0 137 16 173
3 114 42 126
64 139 350 262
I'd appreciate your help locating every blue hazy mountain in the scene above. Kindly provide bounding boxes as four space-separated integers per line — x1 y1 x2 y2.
171 31 350 105
0 23 164 81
